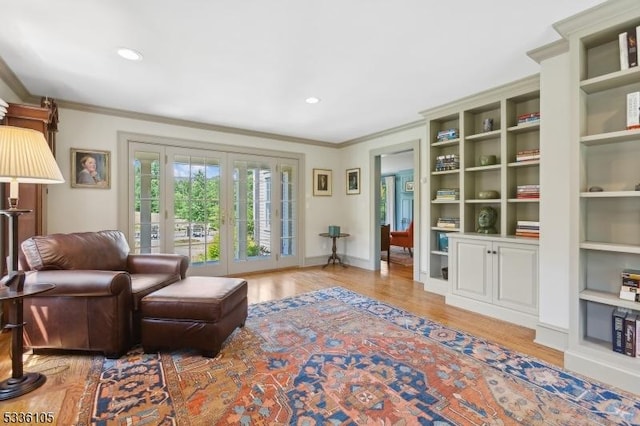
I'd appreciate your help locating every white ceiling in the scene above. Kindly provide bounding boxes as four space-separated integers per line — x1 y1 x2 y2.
1 0 606 144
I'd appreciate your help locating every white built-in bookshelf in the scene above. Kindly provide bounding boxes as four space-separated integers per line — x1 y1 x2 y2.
421 76 541 293
557 0 640 395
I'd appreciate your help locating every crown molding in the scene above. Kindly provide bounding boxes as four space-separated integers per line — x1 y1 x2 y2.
419 74 540 119
0 56 34 102
553 0 640 39
56 99 336 147
338 119 424 148
527 39 569 64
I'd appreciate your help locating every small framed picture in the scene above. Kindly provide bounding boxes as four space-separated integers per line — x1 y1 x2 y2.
313 168 332 196
346 167 360 195
405 181 414 192
71 148 111 189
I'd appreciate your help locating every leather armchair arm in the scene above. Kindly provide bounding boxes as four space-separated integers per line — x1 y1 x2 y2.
24 270 131 297
127 254 189 279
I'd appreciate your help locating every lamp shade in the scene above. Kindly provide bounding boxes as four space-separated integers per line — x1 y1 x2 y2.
0 126 64 184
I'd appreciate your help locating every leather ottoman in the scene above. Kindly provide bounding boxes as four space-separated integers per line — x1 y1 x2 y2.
140 276 248 357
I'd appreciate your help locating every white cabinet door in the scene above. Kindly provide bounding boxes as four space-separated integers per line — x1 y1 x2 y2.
451 238 492 302
494 242 538 315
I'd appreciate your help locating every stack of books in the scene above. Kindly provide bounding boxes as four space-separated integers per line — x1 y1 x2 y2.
434 154 460 171
516 184 540 199
435 188 460 200
612 307 640 357
619 25 639 70
517 112 540 125
436 128 459 142
436 217 460 229
620 269 640 302
516 149 540 162
515 220 539 238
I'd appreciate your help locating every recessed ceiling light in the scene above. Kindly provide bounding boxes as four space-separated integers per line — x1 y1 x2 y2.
305 97 321 104
117 48 143 61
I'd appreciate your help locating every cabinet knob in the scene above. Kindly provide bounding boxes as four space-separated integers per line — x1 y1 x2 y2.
487 250 491 254
492 250 497 254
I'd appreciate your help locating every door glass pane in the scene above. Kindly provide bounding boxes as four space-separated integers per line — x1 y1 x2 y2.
233 160 272 261
281 164 296 257
134 151 161 254
173 155 221 266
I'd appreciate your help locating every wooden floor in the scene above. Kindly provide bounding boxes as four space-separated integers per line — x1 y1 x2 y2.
0 262 563 419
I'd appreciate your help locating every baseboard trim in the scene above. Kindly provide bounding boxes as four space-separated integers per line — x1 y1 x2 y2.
534 322 568 352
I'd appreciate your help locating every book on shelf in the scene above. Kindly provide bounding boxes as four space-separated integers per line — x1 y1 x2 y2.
612 307 631 354
619 27 639 69
436 217 459 228
517 112 540 125
515 231 539 239
516 149 540 162
622 268 640 279
625 313 638 357
627 92 640 130
435 188 460 200
517 220 540 227
619 286 640 302
436 128 458 142
620 31 629 70
434 154 460 171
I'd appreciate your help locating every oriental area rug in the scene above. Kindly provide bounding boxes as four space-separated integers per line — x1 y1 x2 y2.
382 246 413 266
76 287 639 425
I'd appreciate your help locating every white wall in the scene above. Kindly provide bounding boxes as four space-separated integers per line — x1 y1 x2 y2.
538 51 571 344
338 126 423 271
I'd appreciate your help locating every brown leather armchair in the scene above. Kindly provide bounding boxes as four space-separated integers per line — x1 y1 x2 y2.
19 230 189 358
390 221 414 256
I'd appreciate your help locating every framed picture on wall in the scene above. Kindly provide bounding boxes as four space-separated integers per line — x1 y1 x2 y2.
313 168 332 196
346 167 360 195
405 181 414 192
70 148 111 189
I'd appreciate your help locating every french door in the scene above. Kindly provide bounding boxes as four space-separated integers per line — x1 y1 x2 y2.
130 142 299 276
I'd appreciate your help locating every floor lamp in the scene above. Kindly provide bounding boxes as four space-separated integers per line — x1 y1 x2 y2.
0 125 64 400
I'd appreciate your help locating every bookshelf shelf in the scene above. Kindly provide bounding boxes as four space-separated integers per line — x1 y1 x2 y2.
507 121 540 134
465 199 500 204
580 66 640 94
507 198 539 203
580 129 640 146
507 160 539 168
580 190 640 198
431 138 460 147
431 169 459 176
579 241 640 254
580 289 640 310
432 199 460 204
465 165 501 172
466 129 501 141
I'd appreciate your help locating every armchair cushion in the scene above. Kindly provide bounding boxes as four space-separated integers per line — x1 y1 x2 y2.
21 230 129 271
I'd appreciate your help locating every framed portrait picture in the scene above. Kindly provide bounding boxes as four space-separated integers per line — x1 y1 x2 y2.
71 148 111 189
346 167 360 195
313 168 332 196
405 181 414 192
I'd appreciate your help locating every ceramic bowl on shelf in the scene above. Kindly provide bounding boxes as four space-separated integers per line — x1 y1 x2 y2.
479 155 497 166
478 190 499 199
